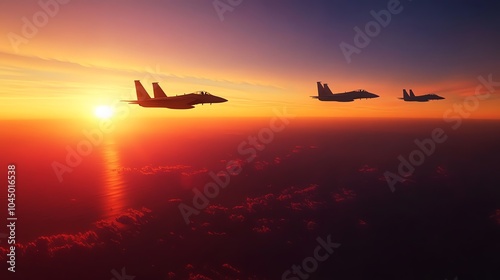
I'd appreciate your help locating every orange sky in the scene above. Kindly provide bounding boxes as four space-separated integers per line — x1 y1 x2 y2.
0 0 499 120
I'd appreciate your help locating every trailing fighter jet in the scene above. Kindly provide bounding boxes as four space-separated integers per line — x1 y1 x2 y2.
400 89 444 102
122 80 227 109
312 82 379 102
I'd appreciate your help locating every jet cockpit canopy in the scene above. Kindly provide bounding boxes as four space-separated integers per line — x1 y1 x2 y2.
196 91 212 95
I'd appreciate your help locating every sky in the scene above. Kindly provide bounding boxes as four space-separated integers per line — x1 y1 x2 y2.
0 0 499 119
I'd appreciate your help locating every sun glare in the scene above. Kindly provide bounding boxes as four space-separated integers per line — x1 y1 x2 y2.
94 105 114 119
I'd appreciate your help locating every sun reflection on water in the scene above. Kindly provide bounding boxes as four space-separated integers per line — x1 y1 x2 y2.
101 138 127 218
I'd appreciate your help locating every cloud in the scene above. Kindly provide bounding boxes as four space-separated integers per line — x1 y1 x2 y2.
252 225 271 234
207 231 227 236
0 180 359 278
222 263 241 274
332 188 357 202
358 164 378 173
204 204 229 215
253 160 271 171
291 145 303 153
434 165 449 177
188 273 213 280
293 184 318 195
185 183 327 238
229 214 245 222
0 208 153 260
305 220 318 231
290 199 324 211
115 208 152 226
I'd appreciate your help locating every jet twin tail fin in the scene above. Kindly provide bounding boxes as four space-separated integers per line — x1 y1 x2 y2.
135 80 151 100
403 89 410 99
409 89 416 97
317 81 334 97
152 82 168 98
323 83 334 95
317 82 324 97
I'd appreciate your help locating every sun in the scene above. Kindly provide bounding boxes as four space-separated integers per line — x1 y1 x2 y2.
94 105 114 119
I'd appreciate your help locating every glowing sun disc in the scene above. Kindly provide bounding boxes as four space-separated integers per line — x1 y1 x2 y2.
94 105 114 119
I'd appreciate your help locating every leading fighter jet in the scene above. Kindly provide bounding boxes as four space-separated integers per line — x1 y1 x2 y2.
122 80 227 109
312 82 379 102
400 89 444 102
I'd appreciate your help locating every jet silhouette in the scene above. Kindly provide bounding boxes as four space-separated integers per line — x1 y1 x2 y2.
312 82 379 102
400 89 444 102
122 81 227 109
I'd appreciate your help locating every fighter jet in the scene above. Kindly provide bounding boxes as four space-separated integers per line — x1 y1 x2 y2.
400 89 444 102
312 82 379 102
122 80 227 109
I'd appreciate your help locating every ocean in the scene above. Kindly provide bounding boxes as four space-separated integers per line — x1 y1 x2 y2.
1 117 499 279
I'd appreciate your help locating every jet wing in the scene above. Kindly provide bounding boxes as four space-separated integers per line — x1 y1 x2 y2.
163 96 198 109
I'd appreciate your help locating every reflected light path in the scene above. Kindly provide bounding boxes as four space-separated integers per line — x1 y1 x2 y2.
101 137 127 218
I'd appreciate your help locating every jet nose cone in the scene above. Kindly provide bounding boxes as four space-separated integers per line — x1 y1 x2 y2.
371 93 380 98
219 97 228 103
